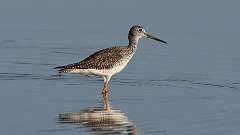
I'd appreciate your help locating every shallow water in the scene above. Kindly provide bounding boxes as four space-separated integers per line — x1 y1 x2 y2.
1 0 240 135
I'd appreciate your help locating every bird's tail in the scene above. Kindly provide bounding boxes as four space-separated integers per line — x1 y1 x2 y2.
54 66 68 73
54 65 79 73
54 65 65 69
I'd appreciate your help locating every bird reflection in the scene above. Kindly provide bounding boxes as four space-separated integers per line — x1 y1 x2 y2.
58 95 136 135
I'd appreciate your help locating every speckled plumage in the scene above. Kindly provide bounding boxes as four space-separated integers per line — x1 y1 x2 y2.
55 25 166 97
55 46 135 73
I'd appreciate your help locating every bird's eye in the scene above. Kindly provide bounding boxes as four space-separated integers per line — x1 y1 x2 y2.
138 28 143 31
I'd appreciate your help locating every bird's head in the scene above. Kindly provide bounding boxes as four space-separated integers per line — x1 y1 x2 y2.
128 25 167 44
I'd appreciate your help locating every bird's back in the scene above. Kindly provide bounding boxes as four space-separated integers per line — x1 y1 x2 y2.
55 46 133 73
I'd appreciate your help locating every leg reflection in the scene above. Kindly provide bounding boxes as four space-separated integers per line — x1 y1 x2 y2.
103 93 110 111
58 95 136 135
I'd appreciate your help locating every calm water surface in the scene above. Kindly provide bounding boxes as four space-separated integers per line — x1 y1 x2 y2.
1 0 240 135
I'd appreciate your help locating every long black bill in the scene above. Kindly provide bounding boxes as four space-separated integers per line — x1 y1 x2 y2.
145 32 167 44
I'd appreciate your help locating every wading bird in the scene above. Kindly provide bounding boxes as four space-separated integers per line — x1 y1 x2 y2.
55 25 167 97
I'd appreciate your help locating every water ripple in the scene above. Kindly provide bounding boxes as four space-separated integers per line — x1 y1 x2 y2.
112 78 240 90
0 72 34 80
1 71 239 91
0 72 57 81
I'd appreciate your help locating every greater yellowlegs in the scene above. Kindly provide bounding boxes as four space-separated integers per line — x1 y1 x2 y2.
55 25 167 97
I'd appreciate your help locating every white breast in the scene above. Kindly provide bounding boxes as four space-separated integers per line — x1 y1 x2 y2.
88 54 133 77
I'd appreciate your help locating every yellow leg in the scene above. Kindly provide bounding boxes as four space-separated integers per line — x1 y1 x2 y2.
101 76 111 98
102 82 109 98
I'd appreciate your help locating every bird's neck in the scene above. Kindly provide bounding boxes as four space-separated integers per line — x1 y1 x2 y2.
127 36 140 52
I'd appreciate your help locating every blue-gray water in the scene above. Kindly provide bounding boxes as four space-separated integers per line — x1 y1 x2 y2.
1 0 240 135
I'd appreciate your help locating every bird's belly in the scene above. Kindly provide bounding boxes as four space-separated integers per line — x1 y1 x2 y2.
67 64 128 77
87 63 127 76
88 56 132 77
109 60 130 74
68 69 92 75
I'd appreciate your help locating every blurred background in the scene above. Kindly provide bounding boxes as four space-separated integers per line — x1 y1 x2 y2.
0 0 240 135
